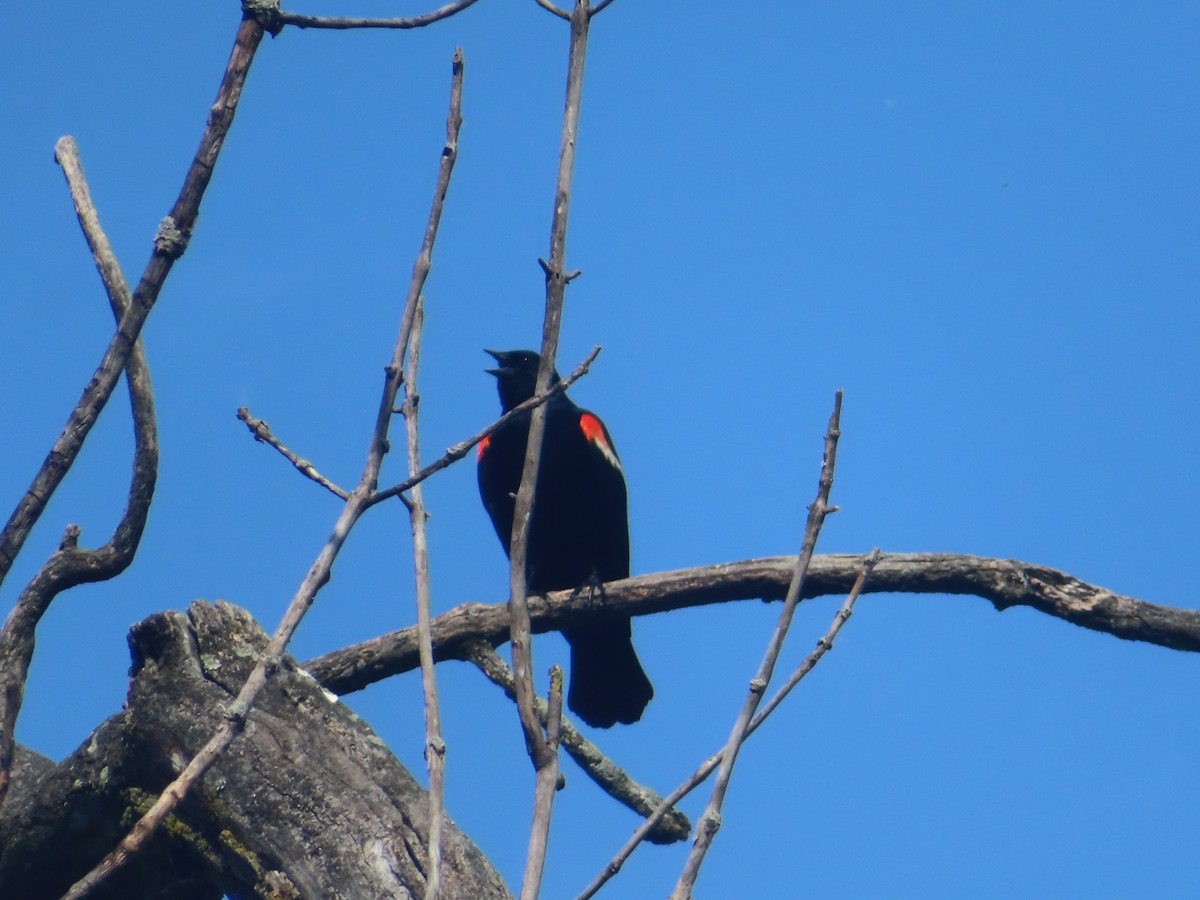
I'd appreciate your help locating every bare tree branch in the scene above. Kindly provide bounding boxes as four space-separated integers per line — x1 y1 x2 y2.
671 392 844 898
61 41 466 900
0 16 262 592
521 666 563 900
404 299 448 900
0 602 512 898
368 346 601 507
236 407 351 500
533 0 571 20
278 0 482 30
304 551 1200 697
401 58 463 900
463 641 691 845
578 549 881 899
503 4 595 894
0 139 159 811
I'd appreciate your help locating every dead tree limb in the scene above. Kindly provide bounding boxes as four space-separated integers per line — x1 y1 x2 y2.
0 602 511 900
305 552 1200 697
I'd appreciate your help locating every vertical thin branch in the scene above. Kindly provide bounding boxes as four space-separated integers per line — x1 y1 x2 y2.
61 44 466 900
670 391 844 900
0 15 263 591
403 300 447 899
393 58 468 892
0 138 159 812
521 666 564 900
510 0 592 763
508 3 593 897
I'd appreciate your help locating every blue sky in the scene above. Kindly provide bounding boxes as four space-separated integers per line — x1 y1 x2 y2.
2 2 1198 897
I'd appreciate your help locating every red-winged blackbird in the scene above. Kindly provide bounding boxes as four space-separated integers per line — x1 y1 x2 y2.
477 349 653 728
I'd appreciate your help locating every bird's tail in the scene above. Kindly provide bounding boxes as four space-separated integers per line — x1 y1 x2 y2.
564 618 653 728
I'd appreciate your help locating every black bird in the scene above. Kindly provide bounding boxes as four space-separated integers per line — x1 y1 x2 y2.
476 349 653 728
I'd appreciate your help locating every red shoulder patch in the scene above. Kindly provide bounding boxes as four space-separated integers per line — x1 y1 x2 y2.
578 413 607 446
579 413 622 471
477 434 491 460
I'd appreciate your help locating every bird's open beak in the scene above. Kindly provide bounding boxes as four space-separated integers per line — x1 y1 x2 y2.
483 348 508 376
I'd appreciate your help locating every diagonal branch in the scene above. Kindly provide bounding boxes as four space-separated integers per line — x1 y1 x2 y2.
577 549 881 899
463 640 691 845
368 346 601 507
671 391 844 898
0 16 262 592
236 407 352 500
61 44 467 900
0 138 159 812
533 0 571 20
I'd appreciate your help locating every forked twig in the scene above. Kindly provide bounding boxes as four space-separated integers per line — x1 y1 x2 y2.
670 391 844 899
61 46 466 900
368 346 601 507
0 18 262 593
463 641 691 845
578 547 879 899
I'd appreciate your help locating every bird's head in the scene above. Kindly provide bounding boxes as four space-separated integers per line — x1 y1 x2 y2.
484 349 561 411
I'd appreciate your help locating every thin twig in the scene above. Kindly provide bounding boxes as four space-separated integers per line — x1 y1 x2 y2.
279 0 481 30
60 44 466 900
398 54 465 900
236 407 351 500
747 548 880 727
577 548 880 899
509 4 594 896
671 390 844 900
402 300 446 900
0 139 159 812
462 641 691 845
587 0 617 16
522 665 564 899
368 346 601 507
0 17 262 593
533 0 571 19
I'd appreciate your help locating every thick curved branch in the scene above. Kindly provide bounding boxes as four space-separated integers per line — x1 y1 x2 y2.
0 139 159 811
304 553 1200 696
0 16 262 590
277 0 481 30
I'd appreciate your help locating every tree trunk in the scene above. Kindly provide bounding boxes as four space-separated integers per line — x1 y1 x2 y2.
0 601 511 900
